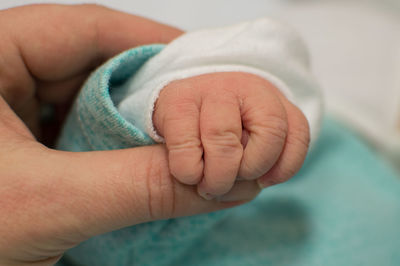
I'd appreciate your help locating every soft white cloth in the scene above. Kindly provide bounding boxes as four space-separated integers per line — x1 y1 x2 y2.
117 18 322 145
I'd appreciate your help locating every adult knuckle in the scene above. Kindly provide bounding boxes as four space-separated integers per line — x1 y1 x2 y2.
143 150 176 220
0 55 34 110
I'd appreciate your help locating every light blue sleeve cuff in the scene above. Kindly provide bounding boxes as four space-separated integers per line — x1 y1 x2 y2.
57 44 165 151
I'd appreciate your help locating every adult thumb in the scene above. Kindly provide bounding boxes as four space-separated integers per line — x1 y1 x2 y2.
39 145 258 240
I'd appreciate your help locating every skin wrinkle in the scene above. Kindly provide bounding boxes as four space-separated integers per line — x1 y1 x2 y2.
158 156 176 220
267 111 310 184
240 114 288 179
255 115 288 143
199 90 241 141
25 160 82 249
144 148 176 221
202 131 243 157
0 162 60 261
146 150 155 221
168 139 203 156
99 153 135 228
125 151 149 224
68 161 107 239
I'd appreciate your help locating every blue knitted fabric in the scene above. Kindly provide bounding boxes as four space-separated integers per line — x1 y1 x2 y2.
57 45 400 266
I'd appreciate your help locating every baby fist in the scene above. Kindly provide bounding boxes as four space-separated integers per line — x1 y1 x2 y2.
153 72 310 199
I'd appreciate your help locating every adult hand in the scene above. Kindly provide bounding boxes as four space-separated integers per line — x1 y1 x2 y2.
0 4 260 266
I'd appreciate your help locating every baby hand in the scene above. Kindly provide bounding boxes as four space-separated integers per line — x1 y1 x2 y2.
153 72 310 199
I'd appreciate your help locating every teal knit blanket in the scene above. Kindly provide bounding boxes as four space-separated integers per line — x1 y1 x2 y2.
57 45 400 266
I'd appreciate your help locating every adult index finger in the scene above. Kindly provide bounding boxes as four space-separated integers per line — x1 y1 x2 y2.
0 4 183 107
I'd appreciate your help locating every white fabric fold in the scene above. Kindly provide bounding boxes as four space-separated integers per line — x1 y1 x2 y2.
117 18 323 144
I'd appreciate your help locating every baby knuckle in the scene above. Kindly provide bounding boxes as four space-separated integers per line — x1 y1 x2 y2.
203 178 234 195
265 177 284 187
162 81 197 106
209 182 233 195
164 102 198 124
279 166 298 181
240 157 267 180
267 173 291 186
288 115 310 150
202 131 242 157
273 161 301 183
169 160 203 185
168 136 202 153
172 98 198 114
258 115 288 143
239 157 253 179
288 128 310 152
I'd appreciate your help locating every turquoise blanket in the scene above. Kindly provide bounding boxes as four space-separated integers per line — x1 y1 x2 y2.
57 45 400 266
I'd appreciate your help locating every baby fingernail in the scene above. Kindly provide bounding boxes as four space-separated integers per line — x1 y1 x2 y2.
202 193 215 200
257 179 271 189
198 189 215 200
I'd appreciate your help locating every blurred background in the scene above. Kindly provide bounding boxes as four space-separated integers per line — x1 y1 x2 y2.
1 0 399 168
